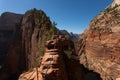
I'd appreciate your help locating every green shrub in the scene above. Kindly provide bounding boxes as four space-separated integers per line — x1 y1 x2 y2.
65 34 70 40
50 21 58 35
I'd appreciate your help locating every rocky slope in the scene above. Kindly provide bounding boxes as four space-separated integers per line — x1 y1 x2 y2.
77 0 120 80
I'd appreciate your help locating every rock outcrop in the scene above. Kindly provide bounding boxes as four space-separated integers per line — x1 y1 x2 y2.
77 1 120 80
19 35 85 80
21 9 58 69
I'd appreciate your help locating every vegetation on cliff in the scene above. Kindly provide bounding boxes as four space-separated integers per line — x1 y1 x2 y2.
22 8 59 69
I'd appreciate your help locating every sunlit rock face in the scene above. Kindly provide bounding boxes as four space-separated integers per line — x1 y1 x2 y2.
77 0 120 80
112 0 120 7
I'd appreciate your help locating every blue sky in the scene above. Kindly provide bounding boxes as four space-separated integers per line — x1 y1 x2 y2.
0 0 112 33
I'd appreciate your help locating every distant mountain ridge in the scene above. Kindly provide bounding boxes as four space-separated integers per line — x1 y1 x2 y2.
59 30 79 41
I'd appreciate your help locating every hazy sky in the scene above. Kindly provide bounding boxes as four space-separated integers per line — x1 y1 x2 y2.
0 0 112 33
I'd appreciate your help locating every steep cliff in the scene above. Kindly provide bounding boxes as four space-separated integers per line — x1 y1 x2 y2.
0 12 22 65
77 1 120 80
0 12 23 80
0 9 58 80
21 9 58 69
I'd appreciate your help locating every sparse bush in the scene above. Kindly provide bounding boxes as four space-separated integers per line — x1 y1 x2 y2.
65 34 70 40
50 21 58 35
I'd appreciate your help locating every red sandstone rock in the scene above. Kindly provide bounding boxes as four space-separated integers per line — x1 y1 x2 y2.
0 9 57 79
21 9 56 69
0 12 23 79
77 1 120 80
19 35 84 80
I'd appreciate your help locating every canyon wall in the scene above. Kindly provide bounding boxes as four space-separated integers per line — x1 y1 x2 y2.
77 1 120 80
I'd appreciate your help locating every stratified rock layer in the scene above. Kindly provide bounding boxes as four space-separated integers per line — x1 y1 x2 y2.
19 35 85 80
77 1 120 80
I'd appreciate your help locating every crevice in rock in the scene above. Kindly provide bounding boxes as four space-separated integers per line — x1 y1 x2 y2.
84 70 102 80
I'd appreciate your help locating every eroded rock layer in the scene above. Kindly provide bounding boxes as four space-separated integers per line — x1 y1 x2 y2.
19 35 85 80
77 1 120 80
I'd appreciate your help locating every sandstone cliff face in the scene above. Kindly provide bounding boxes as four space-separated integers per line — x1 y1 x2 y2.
77 1 120 80
21 9 58 69
0 12 23 80
0 12 22 65
0 9 58 79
